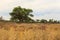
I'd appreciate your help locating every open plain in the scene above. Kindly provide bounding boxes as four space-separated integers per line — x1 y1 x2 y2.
0 22 60 40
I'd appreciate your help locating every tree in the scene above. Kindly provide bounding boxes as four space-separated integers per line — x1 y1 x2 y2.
36 19 40 22
0 16 3 21
48 19 54 23
53 20 58 23
40 19 47 23
53 20 60 23
10 6 34 22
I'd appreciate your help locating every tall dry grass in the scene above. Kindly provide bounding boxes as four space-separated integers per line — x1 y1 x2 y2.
0 22 60 40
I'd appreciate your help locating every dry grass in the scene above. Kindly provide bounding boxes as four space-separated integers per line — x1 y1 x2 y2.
0 22 60 40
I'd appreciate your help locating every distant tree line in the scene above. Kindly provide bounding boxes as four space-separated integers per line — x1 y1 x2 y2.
36 19 60 23
0 6 60 23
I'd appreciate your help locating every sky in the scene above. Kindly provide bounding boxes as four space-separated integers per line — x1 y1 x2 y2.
0 0 60 20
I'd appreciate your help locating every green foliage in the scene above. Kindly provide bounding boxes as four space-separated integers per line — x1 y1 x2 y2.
35 19 60 23
36 19 40 22
10 6 34 23
48 19 60 23
40 19 47 23
48 19 54 23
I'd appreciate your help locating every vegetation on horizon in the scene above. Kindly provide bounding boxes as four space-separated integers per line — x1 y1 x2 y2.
0 6 60 23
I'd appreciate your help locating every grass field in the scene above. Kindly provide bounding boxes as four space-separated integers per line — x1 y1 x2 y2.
0 22 60 40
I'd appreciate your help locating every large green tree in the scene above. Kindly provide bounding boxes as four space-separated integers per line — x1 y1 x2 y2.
10 6 34 22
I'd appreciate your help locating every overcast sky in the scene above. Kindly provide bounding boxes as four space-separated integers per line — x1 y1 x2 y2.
0 0 60 20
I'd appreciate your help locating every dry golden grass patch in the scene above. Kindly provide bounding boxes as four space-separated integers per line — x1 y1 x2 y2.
0 22 60 40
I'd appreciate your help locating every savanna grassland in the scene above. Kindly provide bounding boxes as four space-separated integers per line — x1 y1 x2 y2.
0 22 60 40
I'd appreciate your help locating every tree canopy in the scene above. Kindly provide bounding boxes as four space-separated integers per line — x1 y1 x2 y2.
10 6 34 22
